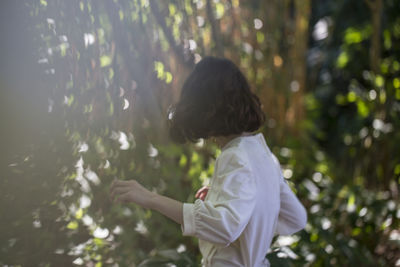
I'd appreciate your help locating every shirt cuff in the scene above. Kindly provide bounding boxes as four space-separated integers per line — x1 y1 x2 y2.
181 202 196 236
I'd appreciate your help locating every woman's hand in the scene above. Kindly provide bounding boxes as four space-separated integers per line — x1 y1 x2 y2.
110 179 156 209
195 185 209 201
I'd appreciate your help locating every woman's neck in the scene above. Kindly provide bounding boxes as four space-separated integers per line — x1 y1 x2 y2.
214 131 254 149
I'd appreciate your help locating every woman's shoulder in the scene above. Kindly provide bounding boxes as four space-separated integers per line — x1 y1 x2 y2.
216 145 250 174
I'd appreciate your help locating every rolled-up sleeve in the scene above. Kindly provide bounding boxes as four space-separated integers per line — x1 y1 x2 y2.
181 149 257 247
181 202 196 235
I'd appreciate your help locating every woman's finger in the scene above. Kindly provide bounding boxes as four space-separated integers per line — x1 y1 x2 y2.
110 187 132 201
195 186 209 199
114 191 131 204
111 179 130 188
196 186 207 194
111 179 134 191
111 185 132 194
195 188 202 198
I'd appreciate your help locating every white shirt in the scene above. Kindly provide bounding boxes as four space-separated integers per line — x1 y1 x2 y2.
181 133 307 267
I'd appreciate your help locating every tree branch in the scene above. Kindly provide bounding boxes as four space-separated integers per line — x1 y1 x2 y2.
206 0 223 57
149 2 194 69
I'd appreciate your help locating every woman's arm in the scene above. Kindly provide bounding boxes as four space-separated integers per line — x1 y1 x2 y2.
150 193 183 225
276 178 307 235
110 179 183 225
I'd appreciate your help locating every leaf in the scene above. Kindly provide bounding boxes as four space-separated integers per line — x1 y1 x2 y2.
344 28 363 44
100 55 112 67
75 208 83 219
67 221 78 230
337 51 349 68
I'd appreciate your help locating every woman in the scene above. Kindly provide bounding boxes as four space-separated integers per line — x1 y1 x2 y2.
110 56 307 267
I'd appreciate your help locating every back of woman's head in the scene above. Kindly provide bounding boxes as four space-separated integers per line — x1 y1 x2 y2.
168 56 265 144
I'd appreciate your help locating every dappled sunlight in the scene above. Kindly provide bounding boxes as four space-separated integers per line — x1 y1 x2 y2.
1 0 399 266
253 18 263 30
83 33 95 47
147 143 158 157
102 159 110 169
82 214 94 226
274 246 298 260
112 225 123 235
312 18 330 41
134 220 149 235
84 169 100 185
110 130 131 150
123 98 129 110
93 227 110 239
276 235 300 247
79 194 91 209
78 142 89 153
75 156 91 193
195 138 204 148
282 168 293 179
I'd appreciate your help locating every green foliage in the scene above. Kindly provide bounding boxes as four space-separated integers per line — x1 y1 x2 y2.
137 249 196 267
0 0 399 266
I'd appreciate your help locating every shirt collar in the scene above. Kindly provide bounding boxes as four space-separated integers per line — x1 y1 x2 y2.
221 132 263 151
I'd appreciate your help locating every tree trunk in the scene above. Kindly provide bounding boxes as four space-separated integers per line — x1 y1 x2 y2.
365 0 383 74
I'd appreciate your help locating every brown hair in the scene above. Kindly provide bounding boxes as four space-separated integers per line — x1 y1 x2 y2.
168 56 265 144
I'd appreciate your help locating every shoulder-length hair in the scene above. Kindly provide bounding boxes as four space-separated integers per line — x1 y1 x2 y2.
168 56 265 144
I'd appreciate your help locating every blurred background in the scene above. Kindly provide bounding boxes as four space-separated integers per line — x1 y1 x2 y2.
0 0 399 266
